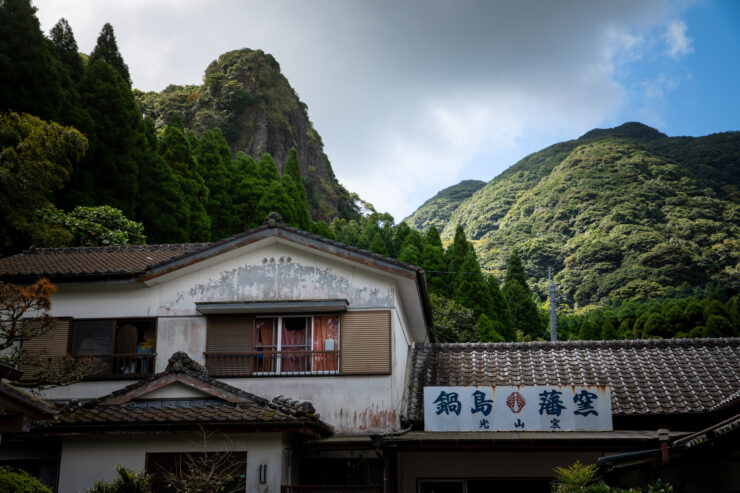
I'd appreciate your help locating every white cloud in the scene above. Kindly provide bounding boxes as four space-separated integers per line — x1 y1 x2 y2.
32 0 693 220
663 19 694 59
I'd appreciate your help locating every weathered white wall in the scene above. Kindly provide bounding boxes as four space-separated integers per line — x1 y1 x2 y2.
40 240 421 433
397 450 608 491
58 432 287 493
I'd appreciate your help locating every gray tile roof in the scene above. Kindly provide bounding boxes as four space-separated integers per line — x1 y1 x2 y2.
0 244 206 280
406 338 740 422
41 352 332 437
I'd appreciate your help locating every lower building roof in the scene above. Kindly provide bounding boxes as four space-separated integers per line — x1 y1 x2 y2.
406 338 740 423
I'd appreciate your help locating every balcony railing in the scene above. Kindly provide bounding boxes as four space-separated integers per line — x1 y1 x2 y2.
75 352 156 380
204 350 340 377
281 487 381 493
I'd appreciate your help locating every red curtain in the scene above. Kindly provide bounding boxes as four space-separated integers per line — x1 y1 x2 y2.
312 315 339 372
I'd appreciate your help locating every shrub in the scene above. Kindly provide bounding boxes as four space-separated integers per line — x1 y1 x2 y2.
85 465 151 493
0 466 51 493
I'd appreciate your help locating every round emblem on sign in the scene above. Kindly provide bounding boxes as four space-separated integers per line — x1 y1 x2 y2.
506 391 526 413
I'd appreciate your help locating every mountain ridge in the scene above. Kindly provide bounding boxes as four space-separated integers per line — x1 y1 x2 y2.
406 123 740 307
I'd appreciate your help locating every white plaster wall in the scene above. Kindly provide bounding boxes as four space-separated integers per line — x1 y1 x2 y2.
58 432 287 493
151 242 396 316
398 450 608 492
40 241 422 433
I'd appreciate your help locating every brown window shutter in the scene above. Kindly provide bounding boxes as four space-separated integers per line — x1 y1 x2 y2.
340 310 391 375
19 318 70 378
207 316 254 352
206 316 254 376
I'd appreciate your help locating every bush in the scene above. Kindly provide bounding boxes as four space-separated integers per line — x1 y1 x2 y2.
85 465 151 493
0 466 51 493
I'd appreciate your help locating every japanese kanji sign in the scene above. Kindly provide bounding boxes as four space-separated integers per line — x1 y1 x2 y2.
424 386 612 431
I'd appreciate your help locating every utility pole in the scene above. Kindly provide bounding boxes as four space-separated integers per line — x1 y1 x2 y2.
548 268 558 342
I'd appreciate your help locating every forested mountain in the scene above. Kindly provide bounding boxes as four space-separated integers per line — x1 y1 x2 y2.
404 179 485 232
135 49 358 222
409 123 740 307
0 1 361 256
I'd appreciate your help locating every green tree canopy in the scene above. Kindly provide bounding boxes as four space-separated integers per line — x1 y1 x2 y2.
0 112 88 255
89 22 131 86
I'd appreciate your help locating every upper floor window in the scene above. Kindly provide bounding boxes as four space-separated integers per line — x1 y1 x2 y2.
20 317 157 381
206 315 340 376
205 310 391 378
71 318 156 379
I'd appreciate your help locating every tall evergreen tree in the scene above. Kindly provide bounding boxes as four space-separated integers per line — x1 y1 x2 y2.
232 152 265 230
0 0 63 120
48 18 92 140
49 18 83 81
70 59 140 215
194 128 238 240
283 148 312 230
258 153 280 182
159 123 211 241
421 226 447 296
89 22 131 86
281 173 311 230
445 225 471 296
452 246 494 319
135 118 189 243
254 179 293 224
502 250 543 338
488 275 515 341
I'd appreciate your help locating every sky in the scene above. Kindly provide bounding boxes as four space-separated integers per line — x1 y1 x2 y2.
33 0 740 221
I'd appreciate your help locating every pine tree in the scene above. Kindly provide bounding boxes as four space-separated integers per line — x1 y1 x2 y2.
232 152 265 230
452 246 494 319
258 153 280 182
89 23 131 86
0 0 63 120
281 174 311 230
48 18 92 145
445 225 471 297
369 232 388 256
477 314 505 342
194 128 239 240
135 118 188 243
255 180 293 224
398 243 422 265
421 227 447 296
159 123 211 241
488 275 515 341
283 148 312 229
49 18 83 81
502 250 543 338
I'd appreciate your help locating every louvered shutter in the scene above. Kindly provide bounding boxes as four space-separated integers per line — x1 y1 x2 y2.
206 316 253 376
340 310 391 375
19 318 70 379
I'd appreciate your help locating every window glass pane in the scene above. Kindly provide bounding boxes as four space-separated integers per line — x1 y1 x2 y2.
313 315 339 372
281 317 308 347
255 318 277 372
255 318 276 347
282 317 308 372
72 320 115 355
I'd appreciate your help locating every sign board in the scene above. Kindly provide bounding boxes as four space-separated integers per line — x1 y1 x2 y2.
424 385 612 432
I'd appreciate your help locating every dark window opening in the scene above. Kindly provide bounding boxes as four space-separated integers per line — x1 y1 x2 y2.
72 318 156 379
298 457 383 487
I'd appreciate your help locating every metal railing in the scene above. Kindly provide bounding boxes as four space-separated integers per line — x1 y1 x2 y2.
75 352 156 380
281 487 381 493
204 350 340 377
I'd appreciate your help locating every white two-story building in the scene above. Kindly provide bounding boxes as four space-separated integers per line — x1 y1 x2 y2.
1 214 739 492
0 214 433 492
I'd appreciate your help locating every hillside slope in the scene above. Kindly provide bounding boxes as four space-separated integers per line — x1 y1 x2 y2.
404 179 485 231
135 49 359 222
416 123 740 306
